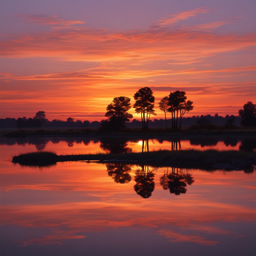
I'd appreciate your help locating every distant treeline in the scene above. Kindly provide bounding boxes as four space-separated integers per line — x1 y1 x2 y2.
0 114 241 129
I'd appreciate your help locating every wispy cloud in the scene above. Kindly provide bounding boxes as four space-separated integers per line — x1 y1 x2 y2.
158 229 218 245
19 14 85 26
195 21 229 30
1 26 255 62
6 65 255 81
155 7 209 27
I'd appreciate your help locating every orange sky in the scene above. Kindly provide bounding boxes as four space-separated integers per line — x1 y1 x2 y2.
1 4 256 121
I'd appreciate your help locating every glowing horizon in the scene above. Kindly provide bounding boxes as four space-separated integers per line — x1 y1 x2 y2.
1 0 256 121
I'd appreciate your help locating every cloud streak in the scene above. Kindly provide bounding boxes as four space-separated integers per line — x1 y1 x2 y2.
1 23 256 61
155 7 209 26
19 14 85 26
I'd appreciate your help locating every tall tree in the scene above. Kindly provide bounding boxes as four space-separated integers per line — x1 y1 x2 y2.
159 96 169 129
168 91 186 131
239 101 256 127
134 87 155 129
168 91 193 131
103 96 133 130
34 111 46 121
33 111 46 127
179 100 194 130
67 117 74 123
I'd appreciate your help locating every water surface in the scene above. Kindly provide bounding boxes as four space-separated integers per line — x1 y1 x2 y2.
0 138 256 256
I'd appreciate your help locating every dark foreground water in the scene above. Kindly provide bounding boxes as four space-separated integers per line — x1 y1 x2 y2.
0 137 256 256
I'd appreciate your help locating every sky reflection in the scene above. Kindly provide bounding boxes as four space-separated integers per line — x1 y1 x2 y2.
0 153 256 255
1 144 256 256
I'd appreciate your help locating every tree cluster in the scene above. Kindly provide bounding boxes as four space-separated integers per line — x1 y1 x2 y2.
160 90 193 131
16 111 46 128
102 87 194 131
239 101 256 127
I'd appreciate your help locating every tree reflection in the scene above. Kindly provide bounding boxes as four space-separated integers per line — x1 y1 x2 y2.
160 167 194 196
223 137 239 147
239 139 256 152
106 163 132 184
67 139 74 147
134 166 155 198
100 138 132 154
171 140 181 151
190 138 218 147
142 139 149 152
35 142 47 151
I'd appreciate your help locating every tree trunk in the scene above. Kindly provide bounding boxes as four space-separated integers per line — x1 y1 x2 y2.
141 112 143 129
172 111 173 130
179 110 182 131
173 111 175 130
165 111 167 129
176 109 179 130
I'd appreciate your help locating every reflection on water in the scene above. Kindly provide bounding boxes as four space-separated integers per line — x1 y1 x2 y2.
100 137 132 154
160 167 194 195
106 163 132 184
1 142 256 256
134 166 155 198
1 136 256 154
106 164 197 198
0 136 256 154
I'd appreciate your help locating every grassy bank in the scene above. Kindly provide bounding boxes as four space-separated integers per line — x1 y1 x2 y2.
12 150 256 171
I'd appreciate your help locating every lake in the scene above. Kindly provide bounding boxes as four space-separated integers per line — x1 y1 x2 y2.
0 136 256 256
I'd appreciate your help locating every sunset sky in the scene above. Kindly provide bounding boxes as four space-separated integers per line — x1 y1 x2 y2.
1 0 256 121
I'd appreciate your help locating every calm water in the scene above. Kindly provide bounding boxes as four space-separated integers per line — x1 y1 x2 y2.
1 137 256 256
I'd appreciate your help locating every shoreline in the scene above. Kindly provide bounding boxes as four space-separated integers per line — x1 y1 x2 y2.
12 150 256 171
2 126 256 138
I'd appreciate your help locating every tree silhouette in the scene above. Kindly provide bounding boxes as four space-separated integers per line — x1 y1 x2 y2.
179 100 194 130
102 96 133 131
16 117 26 128
167 91 193 131
134 166 155 198
134 87 155 129
33 111 46 127
238 101 256 127
159 96 169 129
106 163 132 184
34 111 46 121
226 115 236 125
67 117 74 122
168 91 186 131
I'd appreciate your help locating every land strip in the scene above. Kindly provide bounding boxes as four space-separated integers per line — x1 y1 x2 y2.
12 150 256 171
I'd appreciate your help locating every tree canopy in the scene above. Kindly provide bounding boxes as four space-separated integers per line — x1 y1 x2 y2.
34 111 46 121
239 101 256 127
167 91 193 130
102 96 133 130
159 96 169 129
134 87 155 129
